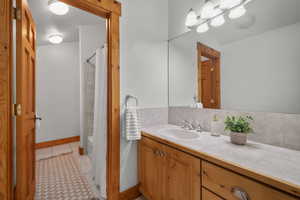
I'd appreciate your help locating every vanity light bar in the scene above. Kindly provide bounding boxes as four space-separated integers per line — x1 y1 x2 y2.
185 0 254 33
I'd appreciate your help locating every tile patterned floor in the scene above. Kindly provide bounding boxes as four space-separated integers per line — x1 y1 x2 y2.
36 142 145 200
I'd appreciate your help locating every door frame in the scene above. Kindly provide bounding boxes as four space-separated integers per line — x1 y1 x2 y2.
197 42 221 109
0 0 13 199
0 0 122 200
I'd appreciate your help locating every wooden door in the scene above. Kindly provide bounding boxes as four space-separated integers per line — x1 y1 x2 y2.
139 138 166 200
201 59 220 109
201 60 212 108
198 43 221 109
164 145 201 200
15 0 36 199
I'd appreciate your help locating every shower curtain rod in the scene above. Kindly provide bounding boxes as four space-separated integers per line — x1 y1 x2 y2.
86 45 106 63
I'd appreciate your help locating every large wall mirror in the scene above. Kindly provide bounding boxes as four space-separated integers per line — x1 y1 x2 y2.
168 0 300 114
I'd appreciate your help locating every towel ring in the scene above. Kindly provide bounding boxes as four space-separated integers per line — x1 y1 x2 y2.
125 95 138 108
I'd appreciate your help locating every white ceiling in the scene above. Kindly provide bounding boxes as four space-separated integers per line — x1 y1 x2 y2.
170 0 300 48
28 0 106 45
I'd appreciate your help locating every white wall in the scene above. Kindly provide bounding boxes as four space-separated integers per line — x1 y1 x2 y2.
221 22 300 114
119 0 169 191
169 43 197 106
121 1 169 108
78 24 106 150
36 42 80 143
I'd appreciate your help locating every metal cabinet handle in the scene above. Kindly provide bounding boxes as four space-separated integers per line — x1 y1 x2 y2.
231 187 250 200
153 149 160 155
153 149 166 157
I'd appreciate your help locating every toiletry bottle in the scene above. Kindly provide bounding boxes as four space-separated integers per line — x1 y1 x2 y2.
211 114 221 137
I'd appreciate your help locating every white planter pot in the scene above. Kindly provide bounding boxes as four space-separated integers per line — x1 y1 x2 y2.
230 132 247 145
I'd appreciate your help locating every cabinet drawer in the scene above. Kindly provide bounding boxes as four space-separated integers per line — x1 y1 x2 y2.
202 188 224 200
202 161 298 200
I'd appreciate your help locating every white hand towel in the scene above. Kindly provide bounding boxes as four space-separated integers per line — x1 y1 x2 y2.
126 107 141 141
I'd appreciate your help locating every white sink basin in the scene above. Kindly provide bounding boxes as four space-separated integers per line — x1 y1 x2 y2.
160 128 200 140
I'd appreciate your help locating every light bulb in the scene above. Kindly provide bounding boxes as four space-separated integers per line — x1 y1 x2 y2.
185 9 198 27
211 15 225 27
229 5 246 19
197 23 209 33
220 0 242 9
201 1 215 19
48 0 69 15
211 8 222 17
48 34 63 44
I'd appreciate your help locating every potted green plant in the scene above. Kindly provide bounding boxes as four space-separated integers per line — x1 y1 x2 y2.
224 115 253 145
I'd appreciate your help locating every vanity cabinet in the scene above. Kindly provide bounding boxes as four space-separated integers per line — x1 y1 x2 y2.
139 137 201 200
202 161 298 200
139 137 166 200
202 188 224 200
139 135 300 200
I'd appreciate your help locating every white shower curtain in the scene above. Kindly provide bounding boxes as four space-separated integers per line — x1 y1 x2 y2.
92 45 107 199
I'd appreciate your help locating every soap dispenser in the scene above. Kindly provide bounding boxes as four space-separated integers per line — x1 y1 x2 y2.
211 114 221 137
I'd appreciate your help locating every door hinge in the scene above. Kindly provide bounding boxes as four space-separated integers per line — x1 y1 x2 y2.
12 7 21 20
13 104 22 116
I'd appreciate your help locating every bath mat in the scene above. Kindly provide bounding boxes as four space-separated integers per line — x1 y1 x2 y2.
35 153 99 200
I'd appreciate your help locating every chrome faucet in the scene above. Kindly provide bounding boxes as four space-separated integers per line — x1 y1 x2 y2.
182 120 193 130
181 120 203 132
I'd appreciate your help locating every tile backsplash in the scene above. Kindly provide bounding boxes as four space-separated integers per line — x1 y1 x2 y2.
138 107 169 128
169 107 300 151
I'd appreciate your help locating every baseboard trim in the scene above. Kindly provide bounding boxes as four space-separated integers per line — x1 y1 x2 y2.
35 136 80 149
119 185 141 200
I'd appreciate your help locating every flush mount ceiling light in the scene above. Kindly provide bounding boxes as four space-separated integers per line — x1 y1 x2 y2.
48 0 69 15
48 34 63 44
185 0 254 34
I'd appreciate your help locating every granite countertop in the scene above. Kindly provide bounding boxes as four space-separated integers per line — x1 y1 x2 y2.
141 124 300 189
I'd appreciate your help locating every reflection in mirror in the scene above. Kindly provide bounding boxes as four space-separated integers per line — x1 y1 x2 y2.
169 0 300 114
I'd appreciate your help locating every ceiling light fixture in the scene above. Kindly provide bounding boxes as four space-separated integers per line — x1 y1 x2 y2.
211 15 225 27
210 8 225 27
48 34 64 44
48 0 69 15
185 0 254 33
201 1 215 19
185 9 198 27
197 23 209 33
220 0 242 9
229 5 246 19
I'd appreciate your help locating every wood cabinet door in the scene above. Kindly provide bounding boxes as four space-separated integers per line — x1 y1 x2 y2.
164 145 201 200
139 138 166 200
